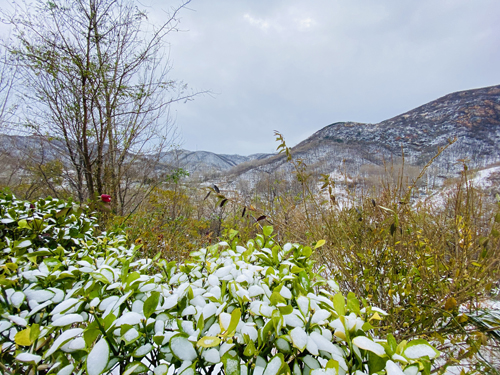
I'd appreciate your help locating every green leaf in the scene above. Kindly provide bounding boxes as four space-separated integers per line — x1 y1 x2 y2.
121 259 130 281
229 229 239 240
227 308 241 335
276 338 291 353
325 359 339 371
143 291 160 319
368 351 387 373
15 327 33 346
260 320 274 346
29 324 40 343
263 226 274 237
387 334 397 354
272 246 279 264
333 293 346 316
293 361 302 375
123 361 148 375
361 322 375 331
298 271 310 291
314 240 325 249
272 309 282 333
279 362 291 375
18 219 30 229
346 292 360 315
302 246 312 257
197 336 221 348
27 250 52 257
126 272 140 286
270 291 286 306
84 326 100 348
278 305 293 315
91 272 110 284
56 207 71 218
243 339 256 356
222 350 240 375
197 313 205 333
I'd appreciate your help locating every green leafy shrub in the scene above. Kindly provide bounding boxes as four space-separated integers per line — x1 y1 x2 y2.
0 194 440 374
253 133 500 373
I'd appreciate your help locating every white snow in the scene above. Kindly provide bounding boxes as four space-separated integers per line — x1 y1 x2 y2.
170 336 198 361
385 360 405 375
162 294 178 310
68 337 86 351
352 336 386 356
182 305 197 316
114 312 143 327
123 328 140 342
279 286 292 299
153 364 169 375
202 302 217 319
311 369 336 375
297 296 310 316
52 314 84 327
309 332 340 356
50 298 80 315
311 309 331 324
284 312 305 328
10 292 25 308
57 364 75 375
44 328 83 357
403 344 438 359
263 356 282 375
219 312 231 330
7 315 27 326
306 336 319 355
290 327 308 351
240 324 258 342
202 348 221 363
24 289 54 303
87 338 109 375
134 343 153 357
16 353 42 363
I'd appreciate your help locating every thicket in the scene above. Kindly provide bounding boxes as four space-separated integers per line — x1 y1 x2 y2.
102 136 500 374
0 193 442 374
2 129 500 373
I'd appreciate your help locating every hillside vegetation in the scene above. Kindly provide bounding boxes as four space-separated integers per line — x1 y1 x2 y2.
3 133 499 373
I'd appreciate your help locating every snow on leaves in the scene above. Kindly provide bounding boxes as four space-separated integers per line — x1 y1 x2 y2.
0 194 439 374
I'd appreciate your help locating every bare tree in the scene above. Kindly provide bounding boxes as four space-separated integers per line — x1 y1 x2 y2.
0 47 18 132
3 0 198 213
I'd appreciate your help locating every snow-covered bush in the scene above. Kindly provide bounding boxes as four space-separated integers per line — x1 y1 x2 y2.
0 194 439 374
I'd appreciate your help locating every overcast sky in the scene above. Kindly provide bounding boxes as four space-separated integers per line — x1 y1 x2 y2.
3 0 500 156
151 0 499 155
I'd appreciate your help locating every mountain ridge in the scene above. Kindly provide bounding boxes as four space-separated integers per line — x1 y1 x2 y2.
1 84 500 184
222 84 500 184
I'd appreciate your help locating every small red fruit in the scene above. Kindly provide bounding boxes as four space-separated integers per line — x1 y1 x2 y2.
101 194 111 203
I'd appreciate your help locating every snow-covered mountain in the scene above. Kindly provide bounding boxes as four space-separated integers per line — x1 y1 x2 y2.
223 84 500 185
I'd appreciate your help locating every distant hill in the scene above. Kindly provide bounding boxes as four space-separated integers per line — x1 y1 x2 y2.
2 84 500 187
224 84 500 185
158 149 273 177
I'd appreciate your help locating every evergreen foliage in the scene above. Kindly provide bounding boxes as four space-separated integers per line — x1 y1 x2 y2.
0 194 439 374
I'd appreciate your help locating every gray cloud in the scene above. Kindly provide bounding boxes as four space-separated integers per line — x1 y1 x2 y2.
4 0 500 155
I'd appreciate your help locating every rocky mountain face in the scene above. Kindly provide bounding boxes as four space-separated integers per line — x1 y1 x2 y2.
223 84 500 187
